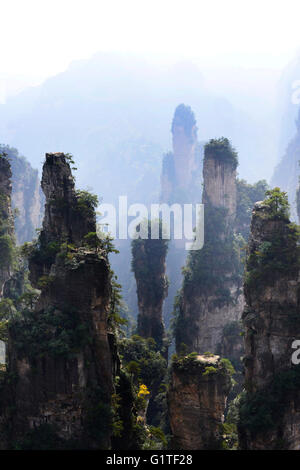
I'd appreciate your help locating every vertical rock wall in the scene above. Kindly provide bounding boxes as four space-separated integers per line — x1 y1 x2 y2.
168 354 232 449
239 196 300 449
175 138 244 359
0 156 14 295
132 229 168 350
1 153 117 449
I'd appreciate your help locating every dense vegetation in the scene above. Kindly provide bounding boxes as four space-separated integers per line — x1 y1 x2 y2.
244 188 300 289
204 137 238 170
131 220 169 349
239 365 300 446
118 335 168 436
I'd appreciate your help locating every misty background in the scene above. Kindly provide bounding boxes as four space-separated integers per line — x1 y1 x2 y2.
2 0 300 321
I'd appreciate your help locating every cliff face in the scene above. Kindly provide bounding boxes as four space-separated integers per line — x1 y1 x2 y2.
131 229 168 350
168 354 232 449
175 138 244 361
0 156 14 295
203 147 236 222
239 193 300 449
0 145 43 245
1 153 117 449
160 104 203 338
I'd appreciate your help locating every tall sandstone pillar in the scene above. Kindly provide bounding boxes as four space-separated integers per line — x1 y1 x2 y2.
132 227 168 351
0 156 14 296
175 138 244 359
168 354 232 449
160 104 202 204
239 192 300 450
0 153 117 449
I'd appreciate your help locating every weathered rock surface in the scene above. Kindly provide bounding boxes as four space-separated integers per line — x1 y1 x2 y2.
168 354 232 449
176 138 244 360
203 148 236 223
0 156 14 295
132 232 168 350
0 153 117 449
180 288 244 356
239 199 300 449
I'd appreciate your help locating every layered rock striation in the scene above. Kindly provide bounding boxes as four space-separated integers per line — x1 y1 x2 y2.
0 153 117 449
175 138 244 362
168 354 232 449
239 190 300 449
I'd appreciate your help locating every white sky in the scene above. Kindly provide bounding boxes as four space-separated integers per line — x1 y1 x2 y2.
1 0 300 96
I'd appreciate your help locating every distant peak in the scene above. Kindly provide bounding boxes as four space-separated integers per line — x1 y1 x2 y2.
171 104 197 137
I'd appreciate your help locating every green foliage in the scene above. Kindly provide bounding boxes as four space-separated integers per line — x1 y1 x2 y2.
9 306 91 361
111 392 124 438
108 272 129 335
142 425 167 450
236 179 268 240
244 221 300 289
83 388 113 447
204 137 238 170
174 203 244 349
220 358 235 376
126 361 141 378
37 275 54 289
75 189 98 218
222 393 240 449
119 334 168 434
202 366 217 376
0 234 15 270
0 298 17 341
29 239 61 268
263 187 290 220
171 352 201 371
64 152 77 171
131 220 169 307
182 205 242 292
83 231 102 251
131 219 168 348
119 335 167 391
239 365 300 438
0 298 16 320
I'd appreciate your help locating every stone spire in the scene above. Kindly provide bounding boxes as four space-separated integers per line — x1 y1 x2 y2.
239 191 300 449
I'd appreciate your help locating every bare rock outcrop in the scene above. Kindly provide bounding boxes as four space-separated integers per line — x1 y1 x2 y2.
0 155 14 295
168 354 232 449
131 226 168 350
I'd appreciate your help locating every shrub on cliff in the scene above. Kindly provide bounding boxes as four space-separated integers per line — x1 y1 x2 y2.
204 137 238 170
263 187 290 220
